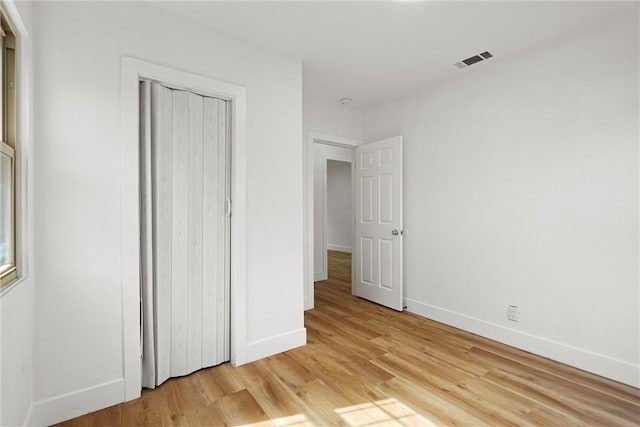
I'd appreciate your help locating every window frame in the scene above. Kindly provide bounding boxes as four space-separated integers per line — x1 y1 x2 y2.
0 5 17 288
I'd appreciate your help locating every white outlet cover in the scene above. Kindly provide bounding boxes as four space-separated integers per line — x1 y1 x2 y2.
508 305 520 322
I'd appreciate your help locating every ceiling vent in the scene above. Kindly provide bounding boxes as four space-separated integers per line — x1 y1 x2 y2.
454 51 493 69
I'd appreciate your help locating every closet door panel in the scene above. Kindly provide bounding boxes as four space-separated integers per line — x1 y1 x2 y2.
170 89 190 377
140 81 155 389
217 100 231 362
202 97 221 366
187 92 204 373
151 83 174 385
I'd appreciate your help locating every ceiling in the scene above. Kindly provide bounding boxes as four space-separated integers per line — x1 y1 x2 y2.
152 1 634 110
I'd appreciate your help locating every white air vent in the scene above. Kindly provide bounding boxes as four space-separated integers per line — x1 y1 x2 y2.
454 51 493 69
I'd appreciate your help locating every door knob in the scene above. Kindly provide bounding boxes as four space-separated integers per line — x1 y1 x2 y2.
392 229 400 236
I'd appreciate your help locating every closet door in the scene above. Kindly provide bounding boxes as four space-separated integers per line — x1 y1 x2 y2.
141 81 230 388
202 95 231 368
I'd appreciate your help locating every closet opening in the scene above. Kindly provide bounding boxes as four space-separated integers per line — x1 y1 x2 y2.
121 57 249 400
139 80 232 389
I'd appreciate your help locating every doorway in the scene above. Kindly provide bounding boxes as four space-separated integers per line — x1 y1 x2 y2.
304 132 404 313
326 159 352 282
304 132 359 310
139 81 231 388
312 143 352 281
121 57 249 400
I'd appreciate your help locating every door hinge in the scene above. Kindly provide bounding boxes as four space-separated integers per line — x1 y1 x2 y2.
225 198 232 217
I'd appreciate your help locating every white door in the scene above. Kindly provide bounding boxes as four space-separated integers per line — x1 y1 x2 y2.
354 136 403 311
140 81 231 388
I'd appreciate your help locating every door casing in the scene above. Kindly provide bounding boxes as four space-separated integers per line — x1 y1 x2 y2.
121 57 248 401
304 132 359 310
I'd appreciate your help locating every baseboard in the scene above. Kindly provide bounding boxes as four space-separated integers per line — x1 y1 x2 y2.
314 271 327 281
246 328 307 363
327 244 352 253
404 298 640 388
28 378 124 426
22 403 33 427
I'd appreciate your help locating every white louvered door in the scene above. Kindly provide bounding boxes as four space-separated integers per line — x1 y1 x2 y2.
140 81 230 388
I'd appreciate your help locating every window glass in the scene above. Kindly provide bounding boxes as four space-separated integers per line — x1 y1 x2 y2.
0 150 12 271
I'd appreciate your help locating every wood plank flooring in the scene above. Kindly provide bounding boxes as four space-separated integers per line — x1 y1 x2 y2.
57 250 640 426
327 250 351 283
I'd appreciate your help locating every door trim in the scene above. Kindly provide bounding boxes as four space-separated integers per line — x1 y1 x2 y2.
121 57 248 401
304 131 359 310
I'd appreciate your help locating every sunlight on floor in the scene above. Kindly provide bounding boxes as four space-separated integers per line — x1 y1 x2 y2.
238 398 437 427
240 413 312 427
335 398 438 427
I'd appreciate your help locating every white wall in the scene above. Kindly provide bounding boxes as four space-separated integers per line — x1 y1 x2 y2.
1 281 33 427
363 15 639 387
0 1 34 426
303 98 362 141
326 160 352 253
31 2 304 424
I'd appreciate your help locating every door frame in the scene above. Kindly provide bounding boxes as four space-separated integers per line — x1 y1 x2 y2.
318 147 352 281
304 131 359 310
121 57 248 401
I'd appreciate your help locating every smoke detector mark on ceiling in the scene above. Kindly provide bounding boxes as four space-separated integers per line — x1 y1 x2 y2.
454 51 494 69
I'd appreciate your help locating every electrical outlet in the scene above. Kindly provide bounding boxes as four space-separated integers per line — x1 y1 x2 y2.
507 305 520 322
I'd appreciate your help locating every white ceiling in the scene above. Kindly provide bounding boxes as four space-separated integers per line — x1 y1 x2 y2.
152 1 634 110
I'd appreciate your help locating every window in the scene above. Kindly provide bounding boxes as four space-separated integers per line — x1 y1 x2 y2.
0 7 16 287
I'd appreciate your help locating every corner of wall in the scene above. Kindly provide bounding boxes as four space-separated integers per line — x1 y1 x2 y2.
28 379 124 426
245 328 307 364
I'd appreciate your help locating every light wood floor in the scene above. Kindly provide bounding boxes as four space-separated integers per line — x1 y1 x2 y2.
57 250 639 426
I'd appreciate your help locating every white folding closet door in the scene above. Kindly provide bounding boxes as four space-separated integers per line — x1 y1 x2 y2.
140 81 230 389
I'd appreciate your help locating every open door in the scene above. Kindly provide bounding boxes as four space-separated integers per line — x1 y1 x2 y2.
354 136 403 311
